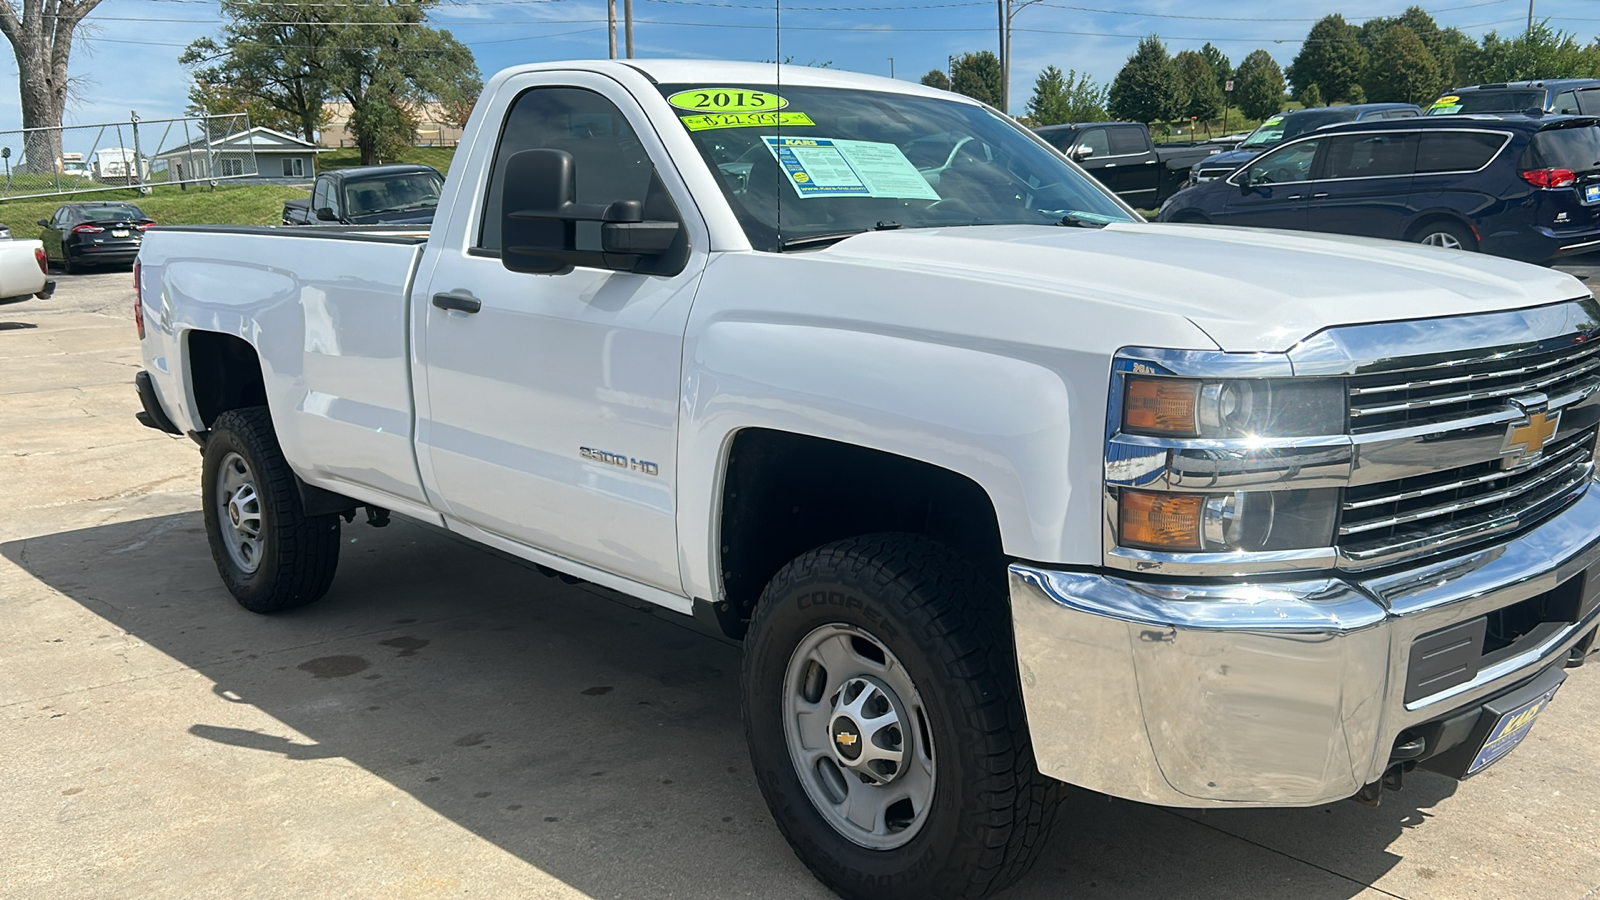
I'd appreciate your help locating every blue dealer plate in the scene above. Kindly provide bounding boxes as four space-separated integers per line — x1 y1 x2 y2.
1468 684 1561 775
1585 183 1600 203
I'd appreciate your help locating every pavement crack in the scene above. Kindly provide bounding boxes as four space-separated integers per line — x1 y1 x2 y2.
1160 807 1412 900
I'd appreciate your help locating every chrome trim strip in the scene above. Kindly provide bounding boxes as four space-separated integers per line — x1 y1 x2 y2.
1342 438 1589 511
1349 357 1600 417
1348 343 1600 396
1337 452 1589 535
1222 127 1513 188
1114 345 1291 377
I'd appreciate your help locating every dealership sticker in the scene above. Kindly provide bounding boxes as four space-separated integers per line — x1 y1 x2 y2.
681 111 815 131
668 88 788 113
763 135 940 200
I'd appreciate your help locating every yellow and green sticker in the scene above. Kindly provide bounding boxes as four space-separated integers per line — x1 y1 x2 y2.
1431 95 1460 107
668 88 788 113
681 111 815 131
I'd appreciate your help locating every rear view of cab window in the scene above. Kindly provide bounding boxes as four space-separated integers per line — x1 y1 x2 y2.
1416 132 1506 173
1530 126 1600 171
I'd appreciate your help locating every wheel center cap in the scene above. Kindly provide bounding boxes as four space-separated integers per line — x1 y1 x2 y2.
228 500 240 526
831 716 863 761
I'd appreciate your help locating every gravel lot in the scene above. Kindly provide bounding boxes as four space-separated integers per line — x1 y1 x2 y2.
4 267 1599 900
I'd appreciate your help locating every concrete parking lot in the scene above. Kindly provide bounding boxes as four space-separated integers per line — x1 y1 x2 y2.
4 268 1600 900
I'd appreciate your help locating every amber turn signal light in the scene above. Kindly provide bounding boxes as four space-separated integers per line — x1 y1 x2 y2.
1123 376 1199 436
1120 490 1204 551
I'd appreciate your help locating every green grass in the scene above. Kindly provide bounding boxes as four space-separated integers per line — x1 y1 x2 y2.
319 145 457 174
0 182 312 229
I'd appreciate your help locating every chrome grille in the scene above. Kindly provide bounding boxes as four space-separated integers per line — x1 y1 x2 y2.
1346 338 1600 432
1338 425 1597 565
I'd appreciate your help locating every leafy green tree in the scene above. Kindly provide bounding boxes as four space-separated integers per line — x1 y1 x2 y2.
1365 25 1441 105
1474 24 1600 82
1232 49 1285 120
1287 15 1365 103
1435 27 1481 90
921 69 950 91
950 51 1002 107
1026 65 1108 125
1109 35 1186 124
1174 50 1222 121
1200 42 1231 92
1300 83 1323 109
183 0 481 164
186 80 308 136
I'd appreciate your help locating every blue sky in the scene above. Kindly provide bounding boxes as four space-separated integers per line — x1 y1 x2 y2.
6 0 1600 129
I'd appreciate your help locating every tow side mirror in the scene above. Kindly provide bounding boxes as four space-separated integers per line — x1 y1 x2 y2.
315 207 338 222
1071 145 1094 161
500 148 681 275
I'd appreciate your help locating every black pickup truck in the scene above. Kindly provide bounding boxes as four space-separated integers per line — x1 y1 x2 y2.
1032 122 1225 209
281 164 445 226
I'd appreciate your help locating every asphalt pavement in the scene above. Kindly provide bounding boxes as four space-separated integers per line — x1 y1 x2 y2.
3 266 1599 899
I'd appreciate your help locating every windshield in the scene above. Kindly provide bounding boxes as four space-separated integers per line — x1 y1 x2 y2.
1238 110 1353 149
1428 90 1545 115
343 172 444 216
77 204 146 222
658 83 1134 251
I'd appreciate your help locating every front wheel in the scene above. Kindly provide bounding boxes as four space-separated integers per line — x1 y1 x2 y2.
201 406 341 613
743 534 1062 900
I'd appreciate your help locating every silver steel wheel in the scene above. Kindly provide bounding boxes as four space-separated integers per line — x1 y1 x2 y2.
1420 230 1463 250
782 623 936 850
216 451 264 575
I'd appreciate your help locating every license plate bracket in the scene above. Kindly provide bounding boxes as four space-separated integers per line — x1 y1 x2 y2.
1585 183 1600 203
1467 683 1561 774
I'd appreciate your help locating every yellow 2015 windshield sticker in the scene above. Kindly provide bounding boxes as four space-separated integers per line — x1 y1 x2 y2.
1432 95 1461 107
668 88 788 113
682 111 814 131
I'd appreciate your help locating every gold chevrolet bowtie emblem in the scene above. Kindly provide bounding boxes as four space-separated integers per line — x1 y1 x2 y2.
1505 410 1560 456
835 732 858 747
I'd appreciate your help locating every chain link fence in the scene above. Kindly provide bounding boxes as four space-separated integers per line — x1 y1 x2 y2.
0 112 260 200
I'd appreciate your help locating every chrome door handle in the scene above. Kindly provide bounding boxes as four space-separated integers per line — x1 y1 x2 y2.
1312 192 1330 198
1144 159 1157 164
432 291 482 314
1284 195 1303 201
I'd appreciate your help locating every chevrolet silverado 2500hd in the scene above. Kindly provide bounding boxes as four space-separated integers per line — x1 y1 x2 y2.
134 60 1600 900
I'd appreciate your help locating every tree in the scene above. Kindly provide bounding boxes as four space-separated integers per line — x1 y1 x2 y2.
1175 50 1222 121
1200 42 1231 92
920 69 950 91
0 0 107 173
1109 35 1185 124
1300 83 1323 108
1026 65 1108 126
1287 15 1365 103
181 0 333 143
1364 25 1441 105
1474 24 1600 82
950 51 1002 107
186 80 308 137
183 0 482 164
1232 49 1286 120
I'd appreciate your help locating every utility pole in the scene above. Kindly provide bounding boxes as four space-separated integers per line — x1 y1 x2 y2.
608 0 618 59
625 0 634 58
887 57 895 79
997 0 1007 112
1527 0 1535 33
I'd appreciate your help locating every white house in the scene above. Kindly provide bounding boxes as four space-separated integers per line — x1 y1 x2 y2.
152 126 328 183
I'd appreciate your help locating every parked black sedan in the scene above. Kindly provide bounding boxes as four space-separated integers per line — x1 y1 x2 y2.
37 202 154 273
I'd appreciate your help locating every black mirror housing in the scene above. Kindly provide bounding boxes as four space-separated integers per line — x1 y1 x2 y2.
36 219 48 227
315 207 338 222
500 149 683 275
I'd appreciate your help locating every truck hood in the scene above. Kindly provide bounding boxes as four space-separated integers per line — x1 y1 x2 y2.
819 222 1590 352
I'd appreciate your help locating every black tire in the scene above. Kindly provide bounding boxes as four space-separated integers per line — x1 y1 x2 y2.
62 253 82 275
1410 218 1477 252
201 406 340 613
743 534 1062 900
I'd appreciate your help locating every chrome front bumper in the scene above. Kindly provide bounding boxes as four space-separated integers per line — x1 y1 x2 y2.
1011 487 1600 808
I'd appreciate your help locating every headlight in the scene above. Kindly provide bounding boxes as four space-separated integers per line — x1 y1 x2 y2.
1122 375 1345 439
1119 487 1339 553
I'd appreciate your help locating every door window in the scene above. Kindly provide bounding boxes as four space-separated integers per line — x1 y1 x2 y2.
311 178 329 212
1241 139 1321 184
1321 133 1417 180
1107 126 1147 156
1555 91 1580 115
1073 128 1110 159
1415 132 1507 173
479 87 677 253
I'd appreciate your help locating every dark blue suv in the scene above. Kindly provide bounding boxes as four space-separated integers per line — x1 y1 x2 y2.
1157 114 1600 262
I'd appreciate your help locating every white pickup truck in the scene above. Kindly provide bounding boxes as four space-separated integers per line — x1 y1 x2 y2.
0 237 54 304
134 60 1600 899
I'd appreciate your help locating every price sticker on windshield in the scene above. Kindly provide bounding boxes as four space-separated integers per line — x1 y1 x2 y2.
669 88 788 113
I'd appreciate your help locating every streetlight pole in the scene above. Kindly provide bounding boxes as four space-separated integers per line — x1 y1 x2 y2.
888 57 895 79
608 0 618 59
997 0 1007 112
625 0 634 57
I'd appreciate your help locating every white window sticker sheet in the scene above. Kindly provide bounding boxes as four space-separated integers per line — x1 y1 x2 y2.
763 136 941 200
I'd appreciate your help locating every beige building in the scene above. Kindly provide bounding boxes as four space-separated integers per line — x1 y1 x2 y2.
319 100 465 148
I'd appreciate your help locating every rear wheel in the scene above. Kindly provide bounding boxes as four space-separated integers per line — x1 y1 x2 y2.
201 406 341 613
743 534 1062 900
62 252 83 275
1412 220 1477 252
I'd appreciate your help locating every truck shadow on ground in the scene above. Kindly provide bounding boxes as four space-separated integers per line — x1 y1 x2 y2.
3 512 1450 899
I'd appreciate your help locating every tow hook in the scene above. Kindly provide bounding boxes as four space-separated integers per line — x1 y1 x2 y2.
1353 760 1415 807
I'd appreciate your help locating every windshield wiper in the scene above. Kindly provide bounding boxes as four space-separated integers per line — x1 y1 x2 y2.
779 220 906 251
1057 212 1111 229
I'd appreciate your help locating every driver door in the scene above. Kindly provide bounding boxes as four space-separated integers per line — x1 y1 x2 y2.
1222 138 1323 231
413 74 708 595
